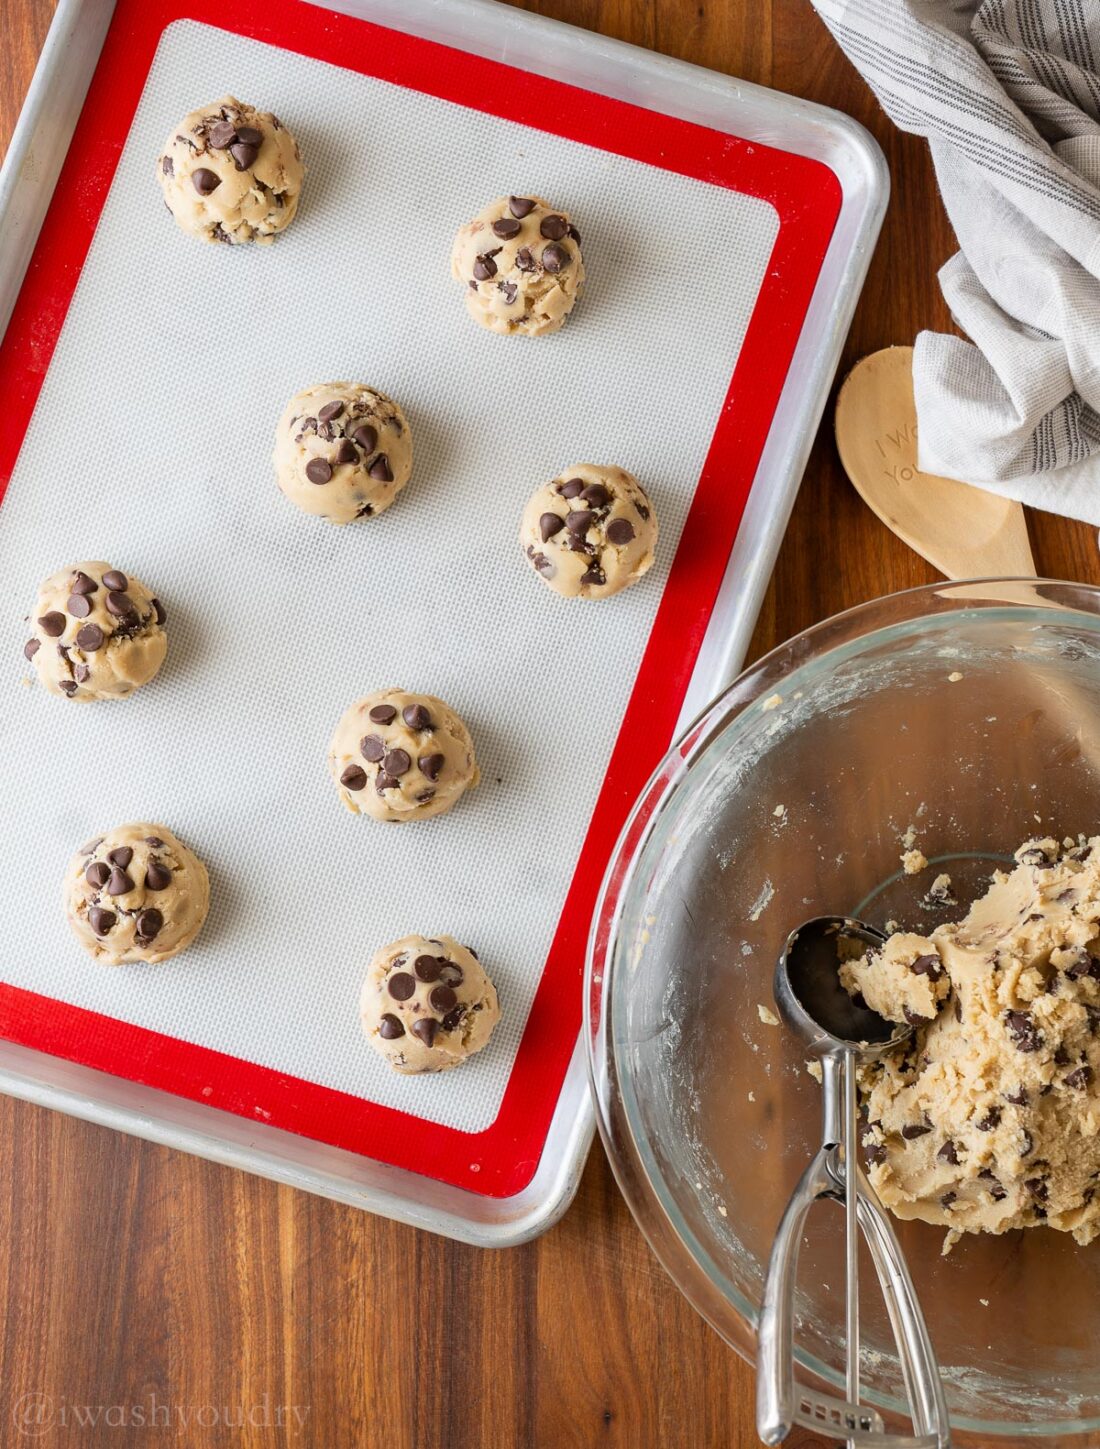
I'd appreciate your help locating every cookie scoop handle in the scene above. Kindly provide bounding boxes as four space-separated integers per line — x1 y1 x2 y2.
756 1052 951 1447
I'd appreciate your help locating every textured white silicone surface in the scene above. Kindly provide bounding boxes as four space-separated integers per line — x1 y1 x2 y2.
0 19 777 1134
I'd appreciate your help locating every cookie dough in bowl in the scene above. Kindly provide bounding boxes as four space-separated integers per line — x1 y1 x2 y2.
64 823 210 965
451 195 584 336
328 690 479 822
843 836 1100 1247
361 934 500 1073
520 465 657 599
23 562 167 701
274 382 412 524
157 96 303 245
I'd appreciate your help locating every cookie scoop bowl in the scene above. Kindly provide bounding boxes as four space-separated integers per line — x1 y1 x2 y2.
587 579 1100 1443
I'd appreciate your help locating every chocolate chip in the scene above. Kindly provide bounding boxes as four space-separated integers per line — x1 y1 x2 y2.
306 458 332 484
88 907 116 936
418 753 444 781
865 1142 887 1165
565 510 593 535
901 1122 932 1140
1005 1010 1042 1052
145 836 163 848
75 623 104 652
162 156 173 176
378 1013 404 1040
515 247 536 272
152 599 167 626
953 995 963 1023
106 868 133 896
351 424 377 453
402 704 431 730
369 704 397 725
990 1182 1007 1201
38 612 65 637
23 639 39 660
1064 948 1100 979
146 863 172 891
537 513 564 542
102 571 129 593
85 861 110 889
568 225 582 244
375 773 399 794
540 214 568 240
581 564 606 586
560 478 585 499
541 243 568 273
319 400 345 423
105 591 136 619
414 789 436 804
499 281 518 305
492 217 521 239
192 168 221 196
580 483 609 508
335 439 358 465
976 1106 1001 1131
439 962 465 986
1066 1064 1093 1089
441 1006 465 1032
135 908 163 942
903 1006 932 1027
413 955 442 983
1005 1085 1029 1106
70 570 98 595
383 748 411 776
937 1140 960 1165
1025 1176 1049 1201
1055 1045 1070 1066
236 125 263 147
430 984 457 1013
940 1191 957 1208
473 253 498 281
229 141 258 170
208 120 237 148
340 764 367 791
509 196 535 218
107 846 133 869
58 680 75 697
368 455 393 482
360 735 385 763
606 519 636 546
530 551 554 578
388 972 415 1001
411 1018 437 1048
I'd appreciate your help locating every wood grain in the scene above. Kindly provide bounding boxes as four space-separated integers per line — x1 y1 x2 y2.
2 3 1098 1447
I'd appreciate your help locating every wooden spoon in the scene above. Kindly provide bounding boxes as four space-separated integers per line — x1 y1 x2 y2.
834 346 1036 579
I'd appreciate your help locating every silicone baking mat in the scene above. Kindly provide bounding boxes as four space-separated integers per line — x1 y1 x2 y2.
0 0 839 1197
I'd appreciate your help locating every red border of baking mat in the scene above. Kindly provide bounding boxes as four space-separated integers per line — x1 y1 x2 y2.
0 0 840 1198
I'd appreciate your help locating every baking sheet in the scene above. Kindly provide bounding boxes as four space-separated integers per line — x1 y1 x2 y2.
0 18 778 1136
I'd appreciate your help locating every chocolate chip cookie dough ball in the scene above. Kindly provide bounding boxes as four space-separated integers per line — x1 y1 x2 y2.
157 95 303 245
520 465 657 599
451 195 584 337
23 562 167 701
274 382 412 524
361 935 500 1074
329 690 479 822
64 824 210 965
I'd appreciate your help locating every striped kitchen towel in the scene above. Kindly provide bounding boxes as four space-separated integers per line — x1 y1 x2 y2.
813 0 1100 525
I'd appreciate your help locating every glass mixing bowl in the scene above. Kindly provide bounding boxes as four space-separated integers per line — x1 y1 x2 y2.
587 580 1100 1444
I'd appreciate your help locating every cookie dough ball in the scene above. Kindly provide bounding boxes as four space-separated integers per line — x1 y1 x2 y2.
274 382 412 524
451 195 584 337
157 95 303 245
329 690 479 822
520 465 657 599
64 823 210 965
361 934 500 1073
23 562 167 701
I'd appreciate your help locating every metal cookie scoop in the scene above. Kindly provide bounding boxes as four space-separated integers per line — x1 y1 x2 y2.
755 917 952 1449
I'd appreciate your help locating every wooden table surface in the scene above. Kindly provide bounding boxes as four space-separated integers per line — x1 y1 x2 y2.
3 3 1099 1446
